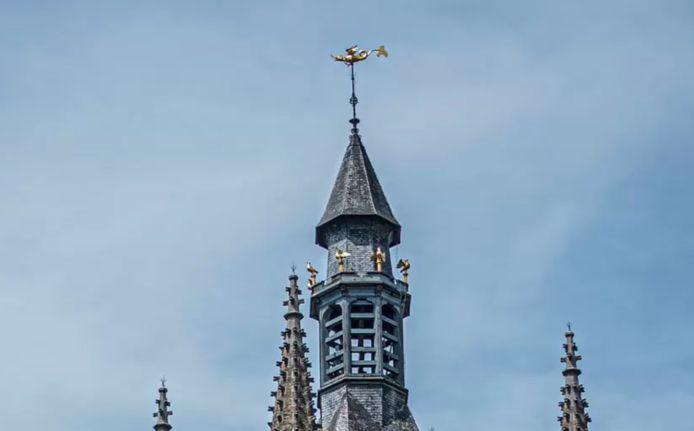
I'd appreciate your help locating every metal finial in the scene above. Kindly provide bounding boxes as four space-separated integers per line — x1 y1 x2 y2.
291 264 297 275
349 64 360 135
331 45 388 135
160 376 167 387
567 322 572 332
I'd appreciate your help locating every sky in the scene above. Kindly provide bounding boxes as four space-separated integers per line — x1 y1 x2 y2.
1 1 693 430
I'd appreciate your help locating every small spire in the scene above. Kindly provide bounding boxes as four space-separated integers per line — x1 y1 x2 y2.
153 379 173 431
284 272 304 318
269 273 317 431
558 326 592 431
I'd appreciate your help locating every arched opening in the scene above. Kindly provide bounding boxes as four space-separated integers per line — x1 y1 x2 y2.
323 304 344 380
381 303 400 380
349 300 376 375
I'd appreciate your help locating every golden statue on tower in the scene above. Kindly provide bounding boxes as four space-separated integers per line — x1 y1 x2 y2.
335 248 351 273
370 247 386 272
306 261 318 289
397 259 411 284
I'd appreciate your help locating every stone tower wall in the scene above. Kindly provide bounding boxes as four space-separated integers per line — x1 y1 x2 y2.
322 219 395 277
319 382 418 431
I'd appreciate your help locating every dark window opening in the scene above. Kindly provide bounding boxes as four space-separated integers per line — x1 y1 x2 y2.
324 304 344 380
349 300 376 375
381 304 400 379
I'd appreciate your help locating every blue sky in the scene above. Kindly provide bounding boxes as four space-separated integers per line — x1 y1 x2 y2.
1 1 693 430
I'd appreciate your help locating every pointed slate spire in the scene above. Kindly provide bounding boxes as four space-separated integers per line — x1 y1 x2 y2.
268 273 317 431
558 325 592 431
153 379 173 431
316 134 400 248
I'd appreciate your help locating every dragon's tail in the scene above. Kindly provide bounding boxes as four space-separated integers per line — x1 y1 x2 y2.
375 45 388 58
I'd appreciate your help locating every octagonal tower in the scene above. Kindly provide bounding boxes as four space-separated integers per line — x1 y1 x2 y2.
310 132 418 431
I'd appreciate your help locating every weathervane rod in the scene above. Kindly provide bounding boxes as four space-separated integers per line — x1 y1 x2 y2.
350 64 359 134
331 44 389 135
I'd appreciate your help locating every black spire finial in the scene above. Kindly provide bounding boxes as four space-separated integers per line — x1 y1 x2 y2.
330 45 388 136
349 63 360 135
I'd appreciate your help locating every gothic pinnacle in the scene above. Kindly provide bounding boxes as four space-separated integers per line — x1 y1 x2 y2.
268 273 317 431
153 378 173 431
558 325 592 431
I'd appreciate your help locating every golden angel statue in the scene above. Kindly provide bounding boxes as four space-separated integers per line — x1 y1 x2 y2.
397 258 411 283
370 247 386 272
332 45 388 64
335 248 351 272
306 261 319 289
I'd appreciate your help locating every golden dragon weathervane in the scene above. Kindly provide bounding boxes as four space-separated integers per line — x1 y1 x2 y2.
331 44 388 134
332 45 388 64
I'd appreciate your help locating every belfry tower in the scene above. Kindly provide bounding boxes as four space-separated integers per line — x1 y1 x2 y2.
308 45 419 431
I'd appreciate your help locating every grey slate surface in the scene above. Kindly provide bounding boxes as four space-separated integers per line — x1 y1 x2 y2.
317 134 400 239
322 388 419 431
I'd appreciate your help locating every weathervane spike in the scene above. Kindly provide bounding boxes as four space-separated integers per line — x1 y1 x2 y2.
331 44 388 135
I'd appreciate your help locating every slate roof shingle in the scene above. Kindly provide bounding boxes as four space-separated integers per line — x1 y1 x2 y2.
316 134 401 247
